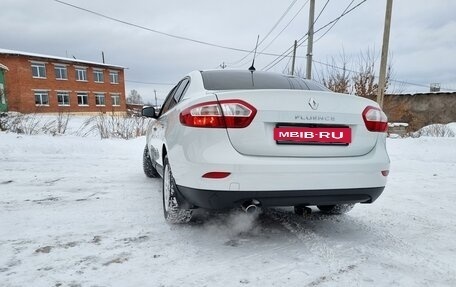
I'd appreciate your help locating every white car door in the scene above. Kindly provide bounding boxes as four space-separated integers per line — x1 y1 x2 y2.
147 78 190 168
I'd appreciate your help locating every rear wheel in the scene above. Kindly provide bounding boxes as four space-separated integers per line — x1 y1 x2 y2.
162 156 192 224
317 203 355 215
143 145 159 178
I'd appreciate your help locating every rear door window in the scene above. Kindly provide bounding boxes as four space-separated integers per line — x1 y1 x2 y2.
160 78 190 116
173 78 190 103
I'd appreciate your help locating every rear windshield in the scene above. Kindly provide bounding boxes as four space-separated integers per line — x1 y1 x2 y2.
201 70 329 91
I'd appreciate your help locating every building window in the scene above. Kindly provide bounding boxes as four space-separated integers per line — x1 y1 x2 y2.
93 69 104 83
31 63 46 78
35 91 49 106
109 71 119 84
77 92 89 106
76 67 87 81
57 92 70 106
54 65 68 80
111 93 121 106
95 93 105 106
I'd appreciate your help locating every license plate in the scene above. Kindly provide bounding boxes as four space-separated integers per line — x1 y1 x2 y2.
274 126 351 144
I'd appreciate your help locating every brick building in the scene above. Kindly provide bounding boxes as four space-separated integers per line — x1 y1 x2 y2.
0 48 127 114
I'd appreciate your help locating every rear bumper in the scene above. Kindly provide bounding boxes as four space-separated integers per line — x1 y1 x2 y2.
168 129 389 192
176 185 385 209
165 125 389 209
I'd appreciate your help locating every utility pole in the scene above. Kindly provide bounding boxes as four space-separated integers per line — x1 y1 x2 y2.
291 40 297 76
219 62 227 69
377 0 394 108
306 0 315 79
154 90 158 107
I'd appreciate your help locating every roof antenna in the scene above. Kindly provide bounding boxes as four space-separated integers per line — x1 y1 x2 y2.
248 35 260 72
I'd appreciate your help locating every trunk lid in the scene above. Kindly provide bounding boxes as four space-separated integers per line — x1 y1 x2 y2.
214 89 380 158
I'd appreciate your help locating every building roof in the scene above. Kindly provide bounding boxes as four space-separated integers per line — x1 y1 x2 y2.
0 48 124 69
386 91 456 97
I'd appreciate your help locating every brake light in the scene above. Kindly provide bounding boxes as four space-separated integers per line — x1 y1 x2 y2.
362 106 388 132
180 100 256 128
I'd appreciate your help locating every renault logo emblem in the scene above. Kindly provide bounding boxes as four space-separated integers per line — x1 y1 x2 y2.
308 98 319 110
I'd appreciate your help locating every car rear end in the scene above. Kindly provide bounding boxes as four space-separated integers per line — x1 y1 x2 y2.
168 70 390 209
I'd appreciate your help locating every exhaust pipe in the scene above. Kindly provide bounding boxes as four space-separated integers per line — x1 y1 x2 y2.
241 199 260 214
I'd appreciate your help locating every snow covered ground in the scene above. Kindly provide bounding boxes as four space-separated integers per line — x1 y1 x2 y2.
1 131 456 287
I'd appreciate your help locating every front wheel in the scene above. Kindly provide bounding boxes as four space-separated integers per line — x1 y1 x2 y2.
162 156 193 224
143 145 159 178
317 203 355 215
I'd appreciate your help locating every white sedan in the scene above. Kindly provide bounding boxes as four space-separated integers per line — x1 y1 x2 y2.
142 70 390 223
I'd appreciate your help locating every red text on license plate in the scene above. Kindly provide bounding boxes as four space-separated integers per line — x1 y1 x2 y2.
274 127 351 144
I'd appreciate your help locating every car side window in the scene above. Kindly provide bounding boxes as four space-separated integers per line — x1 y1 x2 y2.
159 85 179 116
173 78 190 103
158 77 191 117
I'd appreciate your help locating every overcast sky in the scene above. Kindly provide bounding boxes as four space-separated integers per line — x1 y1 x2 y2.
1 0 455 102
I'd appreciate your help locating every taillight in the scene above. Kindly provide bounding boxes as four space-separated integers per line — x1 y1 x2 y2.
362 106 388 132
202 172 231 179
180 101 224 128
180 100 256 128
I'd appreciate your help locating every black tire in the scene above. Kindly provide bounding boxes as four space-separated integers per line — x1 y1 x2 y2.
143 145 159 178
162 156 192 224
317 203 355 215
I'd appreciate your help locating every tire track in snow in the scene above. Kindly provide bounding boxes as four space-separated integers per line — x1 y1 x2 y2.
346 213 456 282
262 208 380 284
264 209 340 258
156 211 310 284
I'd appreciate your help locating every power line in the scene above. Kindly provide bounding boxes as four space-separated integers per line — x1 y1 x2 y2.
227 0 299 67
313 0 367 36
54 0 296 59
261 0 368 71
314 0 355 44
56 0 371 77
314 0 331 24
262 47 297 71
239 0 310 68
313 60 322 82
312 59 456 91
261 31 312 71
283 53 294 74
255 0 299 50
261 0 334 72
260 0 331 71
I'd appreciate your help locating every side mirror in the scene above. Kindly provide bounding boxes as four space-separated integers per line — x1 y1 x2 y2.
142 106 158 118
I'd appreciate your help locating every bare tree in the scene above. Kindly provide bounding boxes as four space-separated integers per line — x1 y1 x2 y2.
318 49 391 100
126 89 143 105
352 56 376 99
351 49 389 101
320 54 351 94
